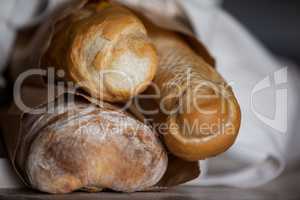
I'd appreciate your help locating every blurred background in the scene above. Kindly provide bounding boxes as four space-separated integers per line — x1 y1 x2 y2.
223 0 300 65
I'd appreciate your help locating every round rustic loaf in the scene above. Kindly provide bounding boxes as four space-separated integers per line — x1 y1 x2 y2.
26 100 167 193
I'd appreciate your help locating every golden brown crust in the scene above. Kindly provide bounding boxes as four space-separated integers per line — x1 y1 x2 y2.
139 27 241 161
26 101 167 193
41 2 158 102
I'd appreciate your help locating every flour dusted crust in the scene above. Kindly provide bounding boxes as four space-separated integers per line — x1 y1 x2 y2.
26 101 167 194
42 2 158 102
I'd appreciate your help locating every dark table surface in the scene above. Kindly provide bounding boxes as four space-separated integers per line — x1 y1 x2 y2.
0 169 299 200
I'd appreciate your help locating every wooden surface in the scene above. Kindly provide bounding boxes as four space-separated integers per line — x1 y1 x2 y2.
0 170 299 200
0 186 297 200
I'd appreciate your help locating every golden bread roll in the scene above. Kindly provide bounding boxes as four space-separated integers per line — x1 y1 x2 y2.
138 27 241 161
25 100 167 193
41 2 158 102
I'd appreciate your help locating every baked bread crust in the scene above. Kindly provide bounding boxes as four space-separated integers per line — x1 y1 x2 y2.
26 101 167 193
141 27 241 161
41 2 158 102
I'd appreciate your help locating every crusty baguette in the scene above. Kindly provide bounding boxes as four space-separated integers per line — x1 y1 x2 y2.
41 2 158 102
136 26 241 161
24 99 167 194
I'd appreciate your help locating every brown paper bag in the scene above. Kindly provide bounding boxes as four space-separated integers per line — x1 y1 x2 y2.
1 83 200 189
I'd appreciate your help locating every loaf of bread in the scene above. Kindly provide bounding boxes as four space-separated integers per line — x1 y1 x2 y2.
23 98 167 193
41 1 158 102
136 26 241 161
2 0 242 193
